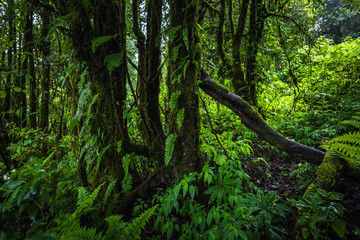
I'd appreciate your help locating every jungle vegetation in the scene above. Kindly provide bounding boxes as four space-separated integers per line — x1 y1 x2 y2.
0 0 360 239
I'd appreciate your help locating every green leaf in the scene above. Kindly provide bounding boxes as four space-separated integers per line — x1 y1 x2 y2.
207 212 213 226
173 183 181 200
331 219 346 238
0 90 6 98
215 155 227 166
176 108 185 129
104 53 123 75
92 35 115 53
13 87 22 92
189 185 195 200
164 134 177 166
183 182 188 198
302 227 309 239
169 91 181 111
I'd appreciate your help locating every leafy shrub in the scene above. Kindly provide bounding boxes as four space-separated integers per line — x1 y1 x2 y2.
290 189 346 239
153 156 290 240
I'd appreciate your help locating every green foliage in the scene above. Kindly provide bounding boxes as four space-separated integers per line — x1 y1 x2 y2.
91 35 118 53
290 189 346 239
56 185 158 240
321 113 360 165
0 143 77 239
121 154 133 194
104 53 123 75
154 157 290 239
290 163 318 191
164 134 177 166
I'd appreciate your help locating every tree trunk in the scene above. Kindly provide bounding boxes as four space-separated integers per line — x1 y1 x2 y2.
27 7 37 129
168 0 201 178
4 0 14 123
245 0 264 107
39 9 51 130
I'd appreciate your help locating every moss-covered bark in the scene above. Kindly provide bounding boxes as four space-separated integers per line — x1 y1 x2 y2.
168 0 201 180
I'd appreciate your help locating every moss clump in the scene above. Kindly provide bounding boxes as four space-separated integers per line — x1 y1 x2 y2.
306 151 344 193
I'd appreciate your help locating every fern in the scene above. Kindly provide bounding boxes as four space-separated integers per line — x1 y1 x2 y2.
321 114 360 163
169 90 181 111
121 154 133 194
290 163 317 191
105 205 158 240
165 134 177 166
92 34 118 53
75 184 103 217
104 179 117 204
176 108 185 130
70 82 92 129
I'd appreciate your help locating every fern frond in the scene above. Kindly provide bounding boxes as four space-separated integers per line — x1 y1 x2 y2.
165 134 177 166
176 108 185 129
169 91 181 111
75 184 103 216
121 155 133 194
341 120 360 129
104 215 127 239
62 224 104 240
322 132 360 159
329 132 360 145
104 179 117 204
123 205 159 239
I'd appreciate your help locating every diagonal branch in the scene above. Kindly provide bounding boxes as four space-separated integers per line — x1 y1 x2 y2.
199 68 326 164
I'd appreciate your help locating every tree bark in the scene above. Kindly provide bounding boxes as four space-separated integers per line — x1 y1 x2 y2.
27 7 37 129
168 0 201 178
39 8 51 130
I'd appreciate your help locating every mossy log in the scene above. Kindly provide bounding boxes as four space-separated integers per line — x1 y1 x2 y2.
199 69 360 184
199 69 325 164
306 151 345 193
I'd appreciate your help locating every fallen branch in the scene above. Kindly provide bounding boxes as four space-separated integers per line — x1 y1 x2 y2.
199 68 325 164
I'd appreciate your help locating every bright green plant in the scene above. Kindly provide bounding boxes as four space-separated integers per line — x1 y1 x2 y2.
321 113 360 166
290 189 346 239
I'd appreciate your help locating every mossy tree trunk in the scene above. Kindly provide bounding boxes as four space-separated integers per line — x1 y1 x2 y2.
57 0 147 183
168 0 201 179
245 0 264 107
39 8 51 130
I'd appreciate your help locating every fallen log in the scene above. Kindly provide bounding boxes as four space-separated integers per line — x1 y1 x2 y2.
199 69 325 164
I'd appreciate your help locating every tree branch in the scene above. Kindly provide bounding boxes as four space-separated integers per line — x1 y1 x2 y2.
199 68 326 164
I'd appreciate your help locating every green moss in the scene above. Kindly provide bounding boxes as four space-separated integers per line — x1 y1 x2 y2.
306 151 344 193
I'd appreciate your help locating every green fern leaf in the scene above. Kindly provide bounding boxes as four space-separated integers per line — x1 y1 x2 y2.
104 179 117 204
125 205 159 239
121 154 133 194
176 108 185 129
92 35 117 53
165 134 177 166
104 53 123 75
169 91 181 111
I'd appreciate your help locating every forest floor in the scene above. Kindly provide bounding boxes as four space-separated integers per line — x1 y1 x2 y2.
251 145 360 239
